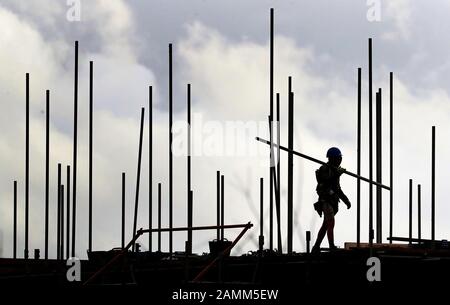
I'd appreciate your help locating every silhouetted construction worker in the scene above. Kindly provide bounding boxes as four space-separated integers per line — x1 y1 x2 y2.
312 147 351 253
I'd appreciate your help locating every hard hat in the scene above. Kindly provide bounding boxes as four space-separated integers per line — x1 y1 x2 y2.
326 147 342 158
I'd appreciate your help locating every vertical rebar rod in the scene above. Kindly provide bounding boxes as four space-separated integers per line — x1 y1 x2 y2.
60 184 64 260
66 165 70 259
368 38 374 247
431 126 435 242
168 44 174 256
287 91 294 254
409 179 413 245
57 163 61 259
122 172 125 249
132 108 145 250
221 175 225 240
268 115 281 251
158 182 161 252
389 72 394 244
418 184 421 244
376 88 382 243
279 77 293 252
306 231 311 254
217 171 220 240
259 177 264 252
269 129 274 249
269 118 273 252
187 190 193 254
45 90 50 259
269 8 274 252
72 41 78 258
270 7 274 123
187 83 192 254
357 68 361 247
431 126 436 243
25 73 29 260
149 86 153 252
276 93 281 251
88 60 93 253
14 181 17 259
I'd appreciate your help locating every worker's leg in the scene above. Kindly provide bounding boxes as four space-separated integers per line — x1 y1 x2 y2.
314 219 328 248
326 217 335 248
313 202 334 252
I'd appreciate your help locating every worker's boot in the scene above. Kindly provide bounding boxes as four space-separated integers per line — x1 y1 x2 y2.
311 244 321 254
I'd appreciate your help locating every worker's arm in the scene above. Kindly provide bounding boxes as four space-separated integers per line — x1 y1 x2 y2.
336 179 351 209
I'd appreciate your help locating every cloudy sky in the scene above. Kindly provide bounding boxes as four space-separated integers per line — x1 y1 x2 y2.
1 0 450 259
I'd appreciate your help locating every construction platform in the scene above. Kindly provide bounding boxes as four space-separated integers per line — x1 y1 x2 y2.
1 244 449 287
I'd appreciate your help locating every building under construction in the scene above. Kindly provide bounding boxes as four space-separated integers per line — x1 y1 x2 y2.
0 8 449 299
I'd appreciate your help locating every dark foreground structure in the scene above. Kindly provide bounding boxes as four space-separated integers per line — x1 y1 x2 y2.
1 242 450 286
